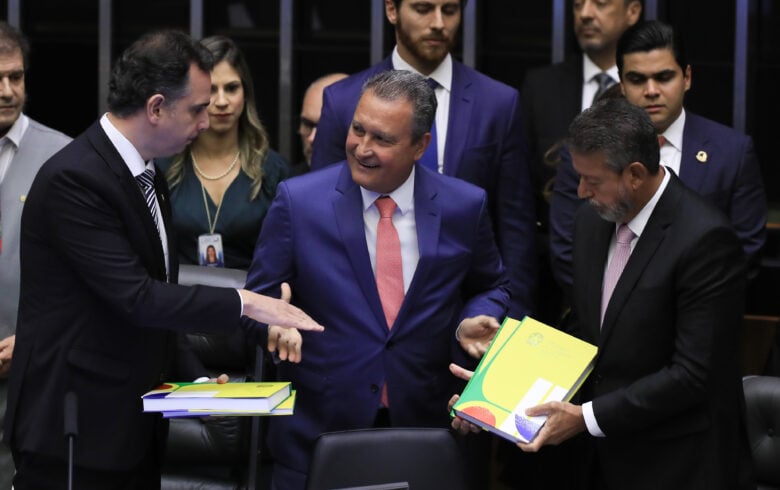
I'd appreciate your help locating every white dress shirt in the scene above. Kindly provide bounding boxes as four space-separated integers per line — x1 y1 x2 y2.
361 167 419 293
658 110 686 175
393 47 452 174
582 55 620 112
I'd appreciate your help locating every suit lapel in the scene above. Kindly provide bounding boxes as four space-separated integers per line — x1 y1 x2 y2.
442 61 474 176
600 176 681 342
677 113 711 193
394 166 441 333
332 165 388 330
584 217 613 342
86 123 167 279
153 163 178 280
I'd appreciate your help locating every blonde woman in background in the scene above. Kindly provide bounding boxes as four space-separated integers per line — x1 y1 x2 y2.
159 35 290 269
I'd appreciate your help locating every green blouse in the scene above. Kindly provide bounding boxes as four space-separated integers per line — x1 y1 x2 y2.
158 150 291 270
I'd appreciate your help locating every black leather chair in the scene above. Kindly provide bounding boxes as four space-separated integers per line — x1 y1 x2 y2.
161 265 266 490
743 375 780 490
305 428 468 490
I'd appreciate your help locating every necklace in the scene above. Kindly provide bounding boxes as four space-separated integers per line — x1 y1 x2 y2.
191 150 240 181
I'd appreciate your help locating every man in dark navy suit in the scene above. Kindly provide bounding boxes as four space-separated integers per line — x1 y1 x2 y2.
550 20 766 299
4 30 321 490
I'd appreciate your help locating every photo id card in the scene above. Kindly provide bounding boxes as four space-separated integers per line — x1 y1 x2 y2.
198 233 224 267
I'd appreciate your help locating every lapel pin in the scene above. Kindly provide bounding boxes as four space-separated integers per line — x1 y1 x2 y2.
696 151 707 163
20 195 26 202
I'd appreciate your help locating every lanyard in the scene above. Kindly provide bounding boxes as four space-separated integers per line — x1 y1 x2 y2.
201 183 225 234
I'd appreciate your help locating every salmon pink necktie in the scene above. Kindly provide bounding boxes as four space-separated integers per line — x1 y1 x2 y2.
375 196 403 328
375 196 403 407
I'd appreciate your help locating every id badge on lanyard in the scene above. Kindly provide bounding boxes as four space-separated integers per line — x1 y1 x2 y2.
199 233 224 267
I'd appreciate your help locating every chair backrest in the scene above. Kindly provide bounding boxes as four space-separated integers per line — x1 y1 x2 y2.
305 428 468 490
177 265 253 376
743 375 780 489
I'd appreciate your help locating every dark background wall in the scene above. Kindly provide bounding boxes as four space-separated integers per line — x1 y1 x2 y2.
6 0 779 202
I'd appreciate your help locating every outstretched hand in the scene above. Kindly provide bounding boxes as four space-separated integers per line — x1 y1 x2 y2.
239 282 324 332
457 315 500 358
267 283 303 362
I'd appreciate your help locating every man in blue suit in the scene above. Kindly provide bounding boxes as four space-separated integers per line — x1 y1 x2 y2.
311 0 535 321
550 20 766 297
246 70 509 490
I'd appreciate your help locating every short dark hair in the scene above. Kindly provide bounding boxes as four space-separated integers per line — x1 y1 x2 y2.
107 29 214 117
391 0 467 8
0 22 30 71
617 20 688 77
567 98 659 175
361 70 437 143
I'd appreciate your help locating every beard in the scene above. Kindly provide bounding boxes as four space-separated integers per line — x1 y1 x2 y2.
589 185 634 223
396 16 456 71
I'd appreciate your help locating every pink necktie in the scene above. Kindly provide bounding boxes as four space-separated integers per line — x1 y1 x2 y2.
375 196 403 407
601 224 635 326
658 135 667 148
375 196 404 328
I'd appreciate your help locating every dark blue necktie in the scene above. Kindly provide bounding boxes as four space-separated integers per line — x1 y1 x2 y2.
592 72 616 105
418 78 439 172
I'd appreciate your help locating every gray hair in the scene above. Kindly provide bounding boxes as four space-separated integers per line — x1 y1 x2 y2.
567 98 659 175
361 70 437 143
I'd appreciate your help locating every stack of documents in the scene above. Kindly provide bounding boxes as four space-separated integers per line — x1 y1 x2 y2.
142 381 296 418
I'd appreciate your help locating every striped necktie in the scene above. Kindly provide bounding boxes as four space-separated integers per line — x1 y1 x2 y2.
592 73 616 105
601 223 635 326
136 168 160 232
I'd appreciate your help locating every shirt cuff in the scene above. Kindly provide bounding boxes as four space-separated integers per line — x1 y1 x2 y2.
582 401 606 437
237 289 245 316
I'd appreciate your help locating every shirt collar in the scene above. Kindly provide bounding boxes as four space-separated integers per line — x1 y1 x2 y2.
0 113 29 149
624 165 671 238
658 109 686 151
392 46 453 93
360 165 416 215
583 54 619 85
100 113 149 177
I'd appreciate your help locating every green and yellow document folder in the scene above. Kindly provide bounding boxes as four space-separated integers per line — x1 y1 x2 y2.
452 316 597 443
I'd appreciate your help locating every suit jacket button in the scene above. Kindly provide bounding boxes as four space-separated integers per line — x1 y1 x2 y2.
386 341 395 350
370 384 379 394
